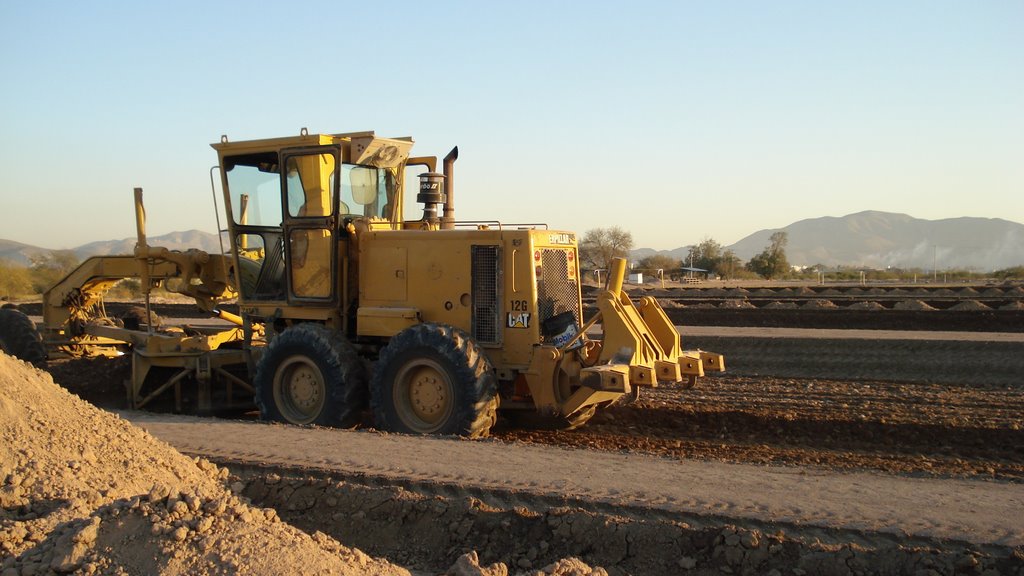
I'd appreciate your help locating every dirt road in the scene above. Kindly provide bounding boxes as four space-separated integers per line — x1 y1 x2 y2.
26 292 1024 572
125 411 1024 548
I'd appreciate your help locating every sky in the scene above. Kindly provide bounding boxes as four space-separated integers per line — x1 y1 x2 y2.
1 1 1021 251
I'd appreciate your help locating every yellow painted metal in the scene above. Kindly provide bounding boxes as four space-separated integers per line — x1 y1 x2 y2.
560 364 630 416
521 346 562 412
678 352 705 377
214 308 244 326
41 254 235 345
593 256 724 393
357 307 420 337
393 357 455 432
637 296 683 361
695 350 726 373
130 348 250 412
204 130 725 428
607 258 626 294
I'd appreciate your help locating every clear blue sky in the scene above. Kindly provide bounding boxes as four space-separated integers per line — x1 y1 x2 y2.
1 1 1021 251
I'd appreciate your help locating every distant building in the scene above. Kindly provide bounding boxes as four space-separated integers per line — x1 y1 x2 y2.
628 272 643 284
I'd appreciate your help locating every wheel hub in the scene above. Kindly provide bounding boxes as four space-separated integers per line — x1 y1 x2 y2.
287 365 321 409
394 358 454 431
409 367 447 420
273 356 326 424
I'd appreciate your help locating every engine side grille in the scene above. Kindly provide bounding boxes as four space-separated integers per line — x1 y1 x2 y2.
538 249 581 325
471 245 501 345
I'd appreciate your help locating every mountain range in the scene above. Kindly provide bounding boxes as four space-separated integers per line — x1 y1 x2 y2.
636 211 1024 271
0 230 226 267
2 211 1022 271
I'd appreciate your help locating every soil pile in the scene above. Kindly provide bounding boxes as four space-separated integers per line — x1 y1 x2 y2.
893 299 937 311
800 299 836 309
762 301 798 309
0 352 409 576
717 299 755 309
846 301 886 310
1 354 607 576
948 300 991 311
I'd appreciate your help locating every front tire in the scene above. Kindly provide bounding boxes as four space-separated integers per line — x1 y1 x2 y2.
371 323 498 438
0 308 47 367
254 323 367 427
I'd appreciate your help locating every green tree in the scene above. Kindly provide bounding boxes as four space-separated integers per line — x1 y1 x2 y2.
686 237 723 271
29 250 81 292
637 254 682 272
579 226 634 273
994 266 1024 280
746 231 790 280
716 249 742 279
0 260 33 297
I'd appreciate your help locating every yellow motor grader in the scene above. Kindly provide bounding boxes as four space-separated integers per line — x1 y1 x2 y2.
0 130 723 436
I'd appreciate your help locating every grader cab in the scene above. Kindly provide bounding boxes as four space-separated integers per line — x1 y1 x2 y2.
0 129 723 437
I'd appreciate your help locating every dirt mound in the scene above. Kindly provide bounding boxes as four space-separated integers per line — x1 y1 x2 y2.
46 355 133 408
801 299 836 309
846 301 886 310
894 300 938 311
948 300 992 311
1000 301 1024 311
0 352 409 576
718 299 755 309
447 551 606 576
762 301 799 309
244 469 1018 576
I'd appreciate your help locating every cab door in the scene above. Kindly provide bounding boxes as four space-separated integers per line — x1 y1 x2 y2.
280 146 340 304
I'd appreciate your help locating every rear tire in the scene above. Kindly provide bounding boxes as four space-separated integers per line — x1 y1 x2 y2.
254 323 367 427
371 323 498 438
0 308 47 367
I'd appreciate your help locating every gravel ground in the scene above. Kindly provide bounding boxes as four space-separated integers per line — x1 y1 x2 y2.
10 286 1024 575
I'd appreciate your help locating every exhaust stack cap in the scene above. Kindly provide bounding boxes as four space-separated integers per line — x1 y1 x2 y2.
417 172 446 221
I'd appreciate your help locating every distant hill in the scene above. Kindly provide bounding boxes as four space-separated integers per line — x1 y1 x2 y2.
5 212 1023 272
0 239 51 267
71 230 225 261
634 211 1024 271
0 230 224 266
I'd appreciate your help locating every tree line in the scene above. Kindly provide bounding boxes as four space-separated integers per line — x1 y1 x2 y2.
578 227 1023 283
4 233 1022 300
579 227 791 281
0 251 81 298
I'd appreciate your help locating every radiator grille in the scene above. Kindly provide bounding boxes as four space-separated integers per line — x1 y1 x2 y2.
471 245 501 345
538 249 582 325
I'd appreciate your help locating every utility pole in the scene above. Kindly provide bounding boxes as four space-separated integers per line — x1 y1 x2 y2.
932 245 937 283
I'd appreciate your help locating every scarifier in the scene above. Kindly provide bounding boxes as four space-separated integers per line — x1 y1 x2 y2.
0 129 723 436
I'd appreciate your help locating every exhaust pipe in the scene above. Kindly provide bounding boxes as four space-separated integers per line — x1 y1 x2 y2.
441 146 458 230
